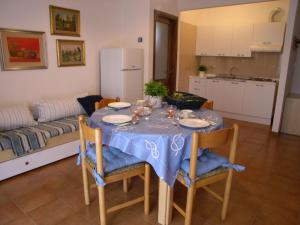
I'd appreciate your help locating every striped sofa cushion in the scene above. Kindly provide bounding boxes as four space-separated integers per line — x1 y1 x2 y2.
0 106 38 131
36 97 85 122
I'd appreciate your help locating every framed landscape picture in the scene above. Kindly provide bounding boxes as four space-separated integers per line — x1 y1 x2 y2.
0 29 47 71
56 39 85 67
50 5 80 36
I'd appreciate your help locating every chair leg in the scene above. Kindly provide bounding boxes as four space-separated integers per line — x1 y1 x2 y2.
144 164 151 215
81 161 90 205
98 185 107 225
123 178 129 193
185 185 195 225
221 169 233 220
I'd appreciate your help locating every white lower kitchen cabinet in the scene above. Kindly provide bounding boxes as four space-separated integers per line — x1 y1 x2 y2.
188 76 207 98
242 81 276 119
188 76 276 125
205 79 224 110
222 80 244 114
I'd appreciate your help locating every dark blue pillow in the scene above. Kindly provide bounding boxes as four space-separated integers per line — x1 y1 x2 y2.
77 95 103 116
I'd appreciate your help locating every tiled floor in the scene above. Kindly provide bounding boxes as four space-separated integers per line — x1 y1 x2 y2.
1 118 300 225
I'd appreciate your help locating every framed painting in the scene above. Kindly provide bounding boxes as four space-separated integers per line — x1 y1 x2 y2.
50 5 80 36
56 39 85 67
0 29 48 71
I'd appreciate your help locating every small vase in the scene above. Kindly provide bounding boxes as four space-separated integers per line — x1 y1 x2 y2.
198 71 205 78
148 96 162 108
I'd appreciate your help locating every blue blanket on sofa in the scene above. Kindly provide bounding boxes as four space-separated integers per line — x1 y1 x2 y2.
0 116 78 157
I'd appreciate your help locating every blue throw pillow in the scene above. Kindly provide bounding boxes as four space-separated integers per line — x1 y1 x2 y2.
77 95 103 116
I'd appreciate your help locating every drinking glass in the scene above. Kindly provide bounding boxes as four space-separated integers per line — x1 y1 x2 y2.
167 105 176 119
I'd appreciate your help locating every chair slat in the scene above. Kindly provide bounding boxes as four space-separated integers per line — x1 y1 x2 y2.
95 97 120 110
197 127 233 149
202 100 214 110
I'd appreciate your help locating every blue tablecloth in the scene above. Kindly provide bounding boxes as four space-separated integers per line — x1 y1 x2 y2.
89 107 223 187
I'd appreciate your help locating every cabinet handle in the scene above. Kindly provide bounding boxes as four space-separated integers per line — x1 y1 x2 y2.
256 84 264 87
212 80 219 83
194 88 200 90
232 82 239 84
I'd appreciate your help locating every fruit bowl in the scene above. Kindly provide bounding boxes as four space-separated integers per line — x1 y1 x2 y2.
165 92 207 110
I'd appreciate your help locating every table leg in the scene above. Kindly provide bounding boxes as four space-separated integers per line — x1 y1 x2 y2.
158 179 174 225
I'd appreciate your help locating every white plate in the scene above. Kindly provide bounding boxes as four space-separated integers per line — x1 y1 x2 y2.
206 74 217 78
179 118 210 128
102 115 132 124
108 102 131 109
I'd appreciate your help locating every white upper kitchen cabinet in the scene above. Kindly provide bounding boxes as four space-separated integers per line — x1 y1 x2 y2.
213 25 233 57
242 81 276 119
195 26 214 56
251 22 285 52
231 24 253 57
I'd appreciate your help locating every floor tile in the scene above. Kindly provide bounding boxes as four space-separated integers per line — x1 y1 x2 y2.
27 199 75 225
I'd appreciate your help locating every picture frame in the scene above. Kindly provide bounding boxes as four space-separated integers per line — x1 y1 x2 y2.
0 28 48 71
49 5 80 36
56 39 85 67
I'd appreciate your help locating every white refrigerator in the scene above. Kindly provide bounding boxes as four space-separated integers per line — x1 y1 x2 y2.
100 48 144 103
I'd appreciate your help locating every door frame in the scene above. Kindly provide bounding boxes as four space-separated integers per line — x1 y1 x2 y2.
153 9 178 93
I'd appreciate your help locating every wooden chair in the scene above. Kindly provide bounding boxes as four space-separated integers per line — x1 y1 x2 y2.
173 123 239 225
94 96 130 191
95 97 120 110
78 115 150 225
202 100 214 110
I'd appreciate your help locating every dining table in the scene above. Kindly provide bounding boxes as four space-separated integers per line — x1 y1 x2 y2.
89 105 224 225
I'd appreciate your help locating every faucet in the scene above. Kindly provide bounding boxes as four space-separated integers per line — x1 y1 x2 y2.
229 66 239 77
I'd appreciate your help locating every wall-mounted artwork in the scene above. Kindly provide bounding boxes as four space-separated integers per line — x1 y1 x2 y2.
56 39 85 67
0 29 47 71
50 5 80 36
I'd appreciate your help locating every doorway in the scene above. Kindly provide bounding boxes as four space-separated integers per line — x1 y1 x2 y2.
153 10 178 94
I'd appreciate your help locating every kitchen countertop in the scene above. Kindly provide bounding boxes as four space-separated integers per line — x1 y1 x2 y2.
191 74 278 83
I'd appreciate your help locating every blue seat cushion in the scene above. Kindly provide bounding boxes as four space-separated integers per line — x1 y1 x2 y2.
180 149 229 177
85 143 144 174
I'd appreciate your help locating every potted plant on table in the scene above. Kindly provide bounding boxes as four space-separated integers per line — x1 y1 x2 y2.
198 65 207 78
144 81 168 108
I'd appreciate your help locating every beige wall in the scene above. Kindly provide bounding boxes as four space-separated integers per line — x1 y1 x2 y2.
198 52 281 78
178 22 198 92
180 0 289 26
0 0 123 107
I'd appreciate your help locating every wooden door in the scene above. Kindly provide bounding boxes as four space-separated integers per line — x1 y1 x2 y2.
153 10 178 94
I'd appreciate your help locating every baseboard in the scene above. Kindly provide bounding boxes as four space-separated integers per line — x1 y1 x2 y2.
0 140 79 181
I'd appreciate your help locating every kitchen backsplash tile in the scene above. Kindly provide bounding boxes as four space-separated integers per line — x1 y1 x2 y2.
198 52 280 78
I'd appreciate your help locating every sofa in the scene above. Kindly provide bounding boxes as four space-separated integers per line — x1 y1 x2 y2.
0 94 97 180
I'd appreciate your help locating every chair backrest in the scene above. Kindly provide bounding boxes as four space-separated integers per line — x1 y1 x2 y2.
95 97 120 110
78 115 104 174
189 123 239 180
202 100 214 110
